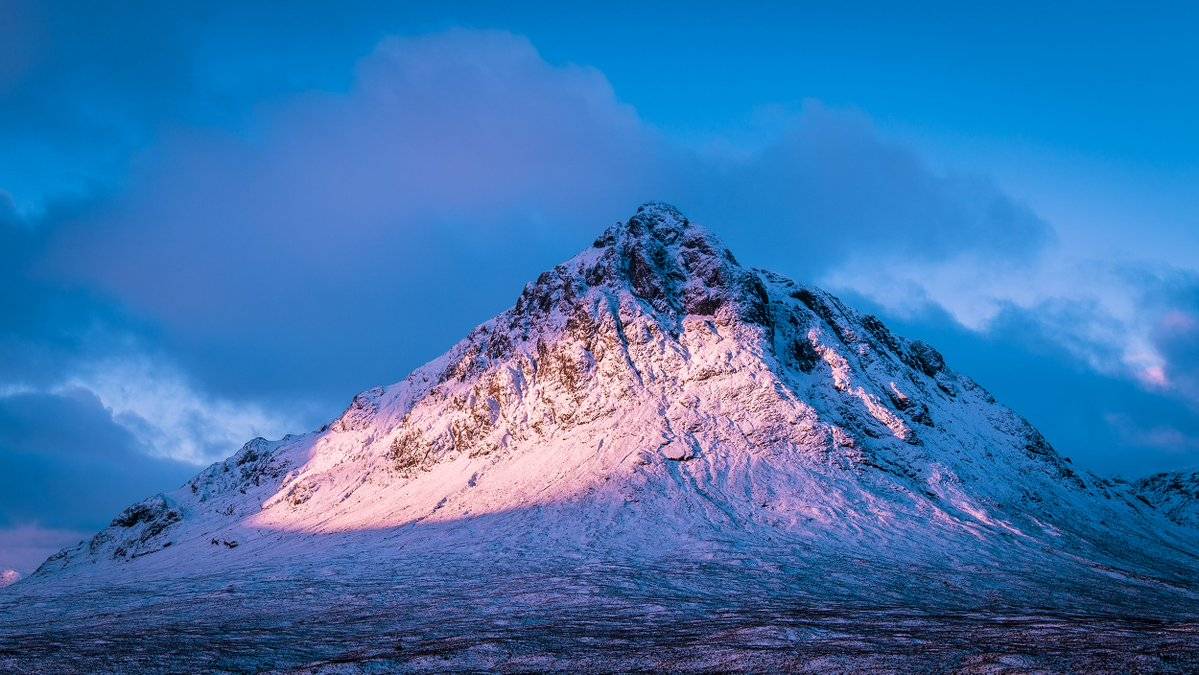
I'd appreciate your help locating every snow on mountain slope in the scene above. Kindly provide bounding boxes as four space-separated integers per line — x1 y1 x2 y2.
25 204 1199 609
1132 471 1199 528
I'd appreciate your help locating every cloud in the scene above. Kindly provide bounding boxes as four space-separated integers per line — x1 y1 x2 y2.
850 293 1199 476
1153 303 1199 405
1105 412 1199 454
34 31 1052 414
823 235 1199 415
0 524 87 576
688 102 1053 271
0 389 197 537
0 196 296 466
60 356 299 465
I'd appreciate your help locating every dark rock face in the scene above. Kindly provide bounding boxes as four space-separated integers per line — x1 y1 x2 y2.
909 341 946 377
111 502 162 528
510 202 779 340
910 404 935 427
609 204 776 330
87 495 186 561
793 339 821 373
111 495 179 530
861 315 904 355
1138 472 1199 499
614 209 693 318
388 430 433 476
624 245 671 311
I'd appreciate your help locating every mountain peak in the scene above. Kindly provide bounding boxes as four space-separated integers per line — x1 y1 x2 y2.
627 201 691 238
593 202 700 249
636 200 687 219
25 204 1199 637
631 200 688 227
595 201 691 242
575 203 766 329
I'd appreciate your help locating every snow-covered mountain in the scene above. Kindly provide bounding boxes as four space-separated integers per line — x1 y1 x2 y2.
0 570 19 589
5 204 1198 670
1132 471 1199 528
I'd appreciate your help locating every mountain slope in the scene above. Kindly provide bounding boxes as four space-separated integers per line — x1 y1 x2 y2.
5 204 1199 670
1133 471 1199 527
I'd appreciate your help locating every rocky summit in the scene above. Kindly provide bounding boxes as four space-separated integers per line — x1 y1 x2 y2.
3 204 1198 672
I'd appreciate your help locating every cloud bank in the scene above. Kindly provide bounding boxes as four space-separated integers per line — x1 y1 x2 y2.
42 31 1060 407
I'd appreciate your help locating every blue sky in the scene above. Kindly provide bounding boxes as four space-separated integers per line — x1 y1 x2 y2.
2 1 1197 572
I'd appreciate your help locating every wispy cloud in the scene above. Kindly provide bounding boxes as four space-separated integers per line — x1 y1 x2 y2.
825 247 1199 411
59 356 299 465
1105 412 1199 454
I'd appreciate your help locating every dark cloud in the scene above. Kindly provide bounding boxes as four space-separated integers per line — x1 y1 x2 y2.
0 195 117 388
1152 295 1199 409
689 104 1052 272
0 388 195 532
0 1 209 207
36 31 673 406
0 1 198 137
0 193 298 465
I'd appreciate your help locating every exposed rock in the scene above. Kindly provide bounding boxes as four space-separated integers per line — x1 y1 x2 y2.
909 341 946 376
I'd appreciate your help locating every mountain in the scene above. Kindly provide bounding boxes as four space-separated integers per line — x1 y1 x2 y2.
0 570 18 589
1133 471 1199 527
4 203 1198 671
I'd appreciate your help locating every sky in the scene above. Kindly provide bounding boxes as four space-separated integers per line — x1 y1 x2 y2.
2 1 1198 573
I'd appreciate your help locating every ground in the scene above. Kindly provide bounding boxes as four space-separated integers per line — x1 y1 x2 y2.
4 548 1198 673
